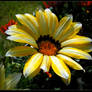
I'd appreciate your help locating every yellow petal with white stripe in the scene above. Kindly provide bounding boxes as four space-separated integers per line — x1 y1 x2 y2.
36 9 48 36
57 54 84 71
67 43 92 52
6 25 38 40
58 47 92 60
50 56 71 80
28 66 40 79
61 35 92 47
16 14 40 40
6 34 38 48
5 46 37 57
53 15 73 41
59 22 82 42
40 55 51 72
44 9 58 36
23 53 43 78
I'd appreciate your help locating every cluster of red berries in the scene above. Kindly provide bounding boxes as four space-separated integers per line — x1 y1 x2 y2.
43 1 92 8
0 20 17 35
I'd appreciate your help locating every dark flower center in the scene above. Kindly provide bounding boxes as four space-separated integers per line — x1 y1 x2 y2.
36 35 61 56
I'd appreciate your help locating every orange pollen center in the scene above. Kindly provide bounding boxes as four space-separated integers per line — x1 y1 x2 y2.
39 41 57 56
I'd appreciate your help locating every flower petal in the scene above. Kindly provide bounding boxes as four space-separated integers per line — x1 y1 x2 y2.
61 77 71 86
67 43 92 52
50 56 71 80
23 53 43 78
53 15 73 41
6 34 38 48
16 14 40 40
44 9 58 36
58 47 92 60
5 46 37 57
59 22 82 42
28 66 40 79
61 35 92 47
6 25 38 40
36 9 48 36
40 55 51 72
57 54 85 71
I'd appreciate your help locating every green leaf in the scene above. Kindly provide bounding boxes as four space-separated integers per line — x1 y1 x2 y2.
0 64 5 89
5 73 22 90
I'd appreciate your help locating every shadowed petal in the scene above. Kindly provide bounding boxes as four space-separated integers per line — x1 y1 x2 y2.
40 55 51 72
5 46 37 57
57 54 85 71
6 34 38 48
23 53 43 78
50 56 71 80
61 35 92 47
58 47 92 60
36 9 48 36
44 9 58 36
16 14 40 40
6 25 38 40
59 22 82 42
53 15 73 41
66 44 92 52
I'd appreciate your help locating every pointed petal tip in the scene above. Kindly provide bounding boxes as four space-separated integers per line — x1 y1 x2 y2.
5 30 8 34
15 14 21 18
83 69 85 72
61 73 69 80
88 56 92 60
67 14 73 19
5 52 9 56
65 81 70 86
45 8 51 12
24 13 30 15
6 36 10 40
5 52 11 57
62 78 71 86
23 71 28 78
40 66 47 72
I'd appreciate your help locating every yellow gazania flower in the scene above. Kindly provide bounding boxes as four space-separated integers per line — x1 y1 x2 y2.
5 8 92 85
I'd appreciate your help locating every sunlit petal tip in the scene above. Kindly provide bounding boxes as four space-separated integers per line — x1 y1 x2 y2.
83 69 85 72
24 13 30 15
16 14 22 19
88 55 92 60
67 14 73 20
6 36 10 40
40 65 47 72
23 71 28 78
5 51 11 57
15 14 21 17
77 22 82 27
24 13 28 15
80 67 85 72
8 25 16 30
5 30 8 34
45 8 51 12
38 9 42 12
